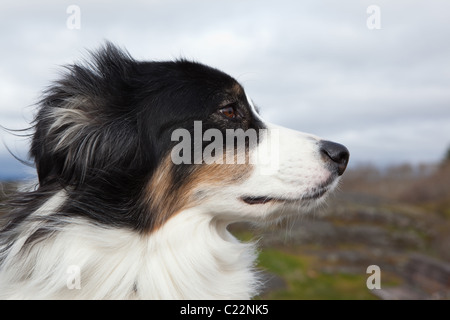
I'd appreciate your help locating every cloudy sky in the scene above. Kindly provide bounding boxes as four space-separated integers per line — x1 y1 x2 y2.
1 0 449 179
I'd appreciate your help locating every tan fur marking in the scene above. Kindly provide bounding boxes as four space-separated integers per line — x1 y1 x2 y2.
230 83 244 97
145 151 252 233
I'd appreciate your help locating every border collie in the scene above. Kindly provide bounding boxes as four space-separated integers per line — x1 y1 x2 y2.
0 43 349 299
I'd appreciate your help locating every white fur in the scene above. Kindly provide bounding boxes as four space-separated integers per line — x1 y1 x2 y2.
0 199 259 299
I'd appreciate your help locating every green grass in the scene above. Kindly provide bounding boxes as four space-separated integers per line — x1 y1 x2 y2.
257 248 380 300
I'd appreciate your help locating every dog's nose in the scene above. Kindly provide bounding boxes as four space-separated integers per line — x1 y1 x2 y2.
320 140 350 176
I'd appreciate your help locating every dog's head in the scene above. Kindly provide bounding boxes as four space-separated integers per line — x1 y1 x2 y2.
32 43 349 231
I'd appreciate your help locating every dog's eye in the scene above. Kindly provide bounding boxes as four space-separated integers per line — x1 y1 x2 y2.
218 105 240 120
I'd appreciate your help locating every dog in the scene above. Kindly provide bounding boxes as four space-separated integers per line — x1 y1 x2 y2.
0 43 349 299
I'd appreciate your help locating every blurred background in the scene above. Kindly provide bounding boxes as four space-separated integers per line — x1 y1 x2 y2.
1 0 449 299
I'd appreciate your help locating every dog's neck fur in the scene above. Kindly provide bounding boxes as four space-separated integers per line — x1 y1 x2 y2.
0 193 260 299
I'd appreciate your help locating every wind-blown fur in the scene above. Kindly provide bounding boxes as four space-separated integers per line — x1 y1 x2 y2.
0 43 349 299
1 198 259 299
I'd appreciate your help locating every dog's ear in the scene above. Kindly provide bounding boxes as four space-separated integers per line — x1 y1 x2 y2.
31 43 144 186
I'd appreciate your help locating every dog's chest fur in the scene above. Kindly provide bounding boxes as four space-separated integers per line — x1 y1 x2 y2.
0 192 259 299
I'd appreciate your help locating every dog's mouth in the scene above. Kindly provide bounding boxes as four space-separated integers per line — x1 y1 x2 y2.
241 187 329 205
241 177 336 205
241 196 277 205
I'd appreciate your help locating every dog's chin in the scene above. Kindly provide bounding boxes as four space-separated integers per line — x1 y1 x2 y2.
239 176 340 223
241 175 339 206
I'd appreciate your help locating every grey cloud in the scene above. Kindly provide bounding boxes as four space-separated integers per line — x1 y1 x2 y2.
0 0 450 178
